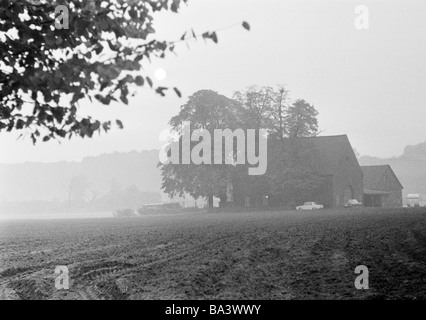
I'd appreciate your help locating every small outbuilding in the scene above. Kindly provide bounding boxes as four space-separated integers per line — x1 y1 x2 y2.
361 165 403 207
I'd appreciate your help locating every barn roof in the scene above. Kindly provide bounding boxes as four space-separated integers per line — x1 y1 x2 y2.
277 134 361 175
361 165 403 190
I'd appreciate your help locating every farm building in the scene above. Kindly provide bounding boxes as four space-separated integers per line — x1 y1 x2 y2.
361 165 403 207
231 135 364 208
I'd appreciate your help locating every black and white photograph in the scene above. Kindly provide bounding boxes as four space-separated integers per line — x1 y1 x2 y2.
1 0 426 308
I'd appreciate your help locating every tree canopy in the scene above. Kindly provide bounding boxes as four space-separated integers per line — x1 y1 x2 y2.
286 99 319 138
160 90 241 207
0 0 250 142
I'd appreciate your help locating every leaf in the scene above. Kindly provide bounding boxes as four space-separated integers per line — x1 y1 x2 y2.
201 32 218 43
71 92 84 104
120 95 129 105
135 76 144 86
155 87 168 97
52 107 64 123
107 40 117 51
211 32 218 43
95 94 103 102
116 119 124 129
92 121 100 131
171 0 180 12
129 8 137 19
102 122 110 132
173 87 182 98
242 21 250 31
95 43 104 54
146 77 153 87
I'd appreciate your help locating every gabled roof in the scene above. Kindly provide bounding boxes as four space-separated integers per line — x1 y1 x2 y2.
361 165 403 190
276 135 361 175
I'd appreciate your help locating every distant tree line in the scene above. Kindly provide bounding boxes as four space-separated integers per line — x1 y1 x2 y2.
62 176 161 210
0 177 161 215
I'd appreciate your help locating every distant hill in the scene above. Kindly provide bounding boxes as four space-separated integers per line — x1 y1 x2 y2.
2 141 426 204
359 142 426 198
0 150 162 202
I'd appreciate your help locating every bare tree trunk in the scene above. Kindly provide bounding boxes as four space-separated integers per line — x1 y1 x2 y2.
219 194 227 208
208 195 214 208
277 88 285 140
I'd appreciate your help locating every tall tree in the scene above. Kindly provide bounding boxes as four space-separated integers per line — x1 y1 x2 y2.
160 90 241 208
233 86 275 130
285 99 319 137
0 0 250 142
232 85 290 137
267 99 323 206
233 86 322 207
271 86 288 140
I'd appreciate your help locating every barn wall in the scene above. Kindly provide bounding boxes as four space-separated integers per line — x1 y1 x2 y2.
331 144 364 207
364 194 383 207
383 189 403 207
232 136 366 209
297 176 334 208
376 168 403 208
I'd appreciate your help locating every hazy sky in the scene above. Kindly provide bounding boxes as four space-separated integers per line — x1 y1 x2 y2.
1 0 426 163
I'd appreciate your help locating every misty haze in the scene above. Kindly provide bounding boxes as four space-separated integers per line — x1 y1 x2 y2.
1 0 426 303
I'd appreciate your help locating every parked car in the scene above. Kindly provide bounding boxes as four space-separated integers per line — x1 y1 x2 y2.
344 199 363 208
296 202 324 210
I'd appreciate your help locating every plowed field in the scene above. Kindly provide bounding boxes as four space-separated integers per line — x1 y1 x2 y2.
1 208 425 300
